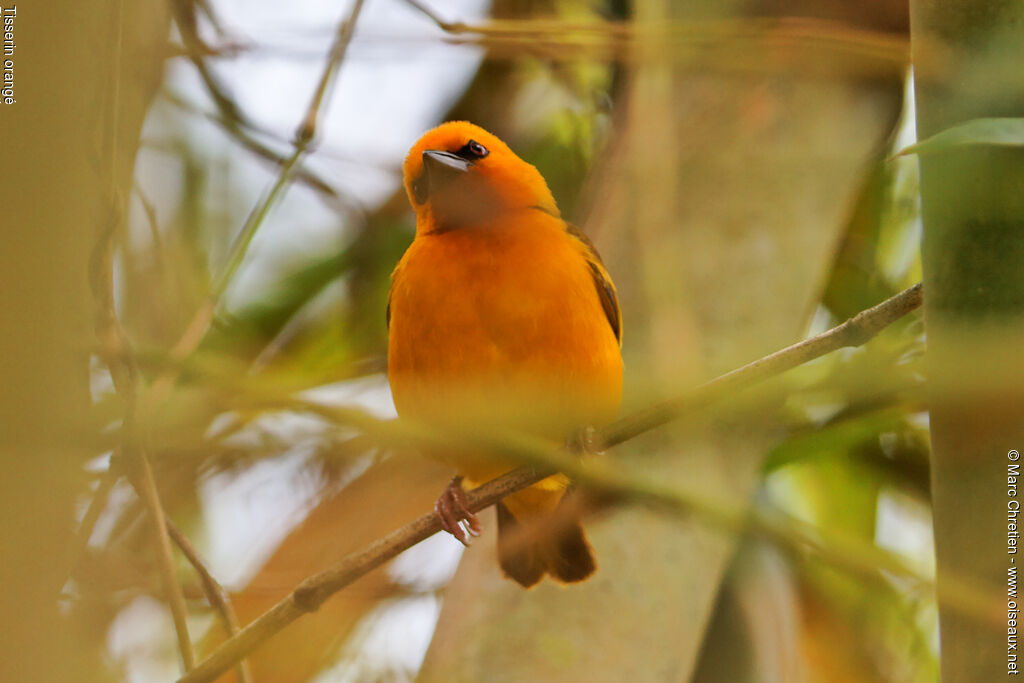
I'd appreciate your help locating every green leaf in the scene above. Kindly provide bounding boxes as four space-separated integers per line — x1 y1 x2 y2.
894 117 1024 158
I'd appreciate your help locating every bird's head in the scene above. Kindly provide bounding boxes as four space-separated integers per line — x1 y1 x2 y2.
402 121 559 233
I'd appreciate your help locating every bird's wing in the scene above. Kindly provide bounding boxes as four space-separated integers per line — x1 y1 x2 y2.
564 223 621 346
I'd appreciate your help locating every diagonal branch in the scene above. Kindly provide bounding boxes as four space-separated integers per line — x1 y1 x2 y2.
132 452 198 670
140 0 368 422
160 88 344 202
69 469 118 573
177 283 927 683
168 0 345 203
167 520 252 683
91 197 198 670
599 282 923 448
84 3 370 672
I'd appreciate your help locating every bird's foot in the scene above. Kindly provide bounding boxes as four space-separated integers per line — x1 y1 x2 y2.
434 476 481 546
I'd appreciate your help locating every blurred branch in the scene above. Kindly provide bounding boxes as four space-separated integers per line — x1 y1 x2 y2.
177 283 932 683
69 469 118 571
294 0 366 145
401 4 908 75
168 0 347 204
600 283 923 448
133 184 166 268
90 200 197 671
403 0 458 31
86 5 369 669
193 0 227 39
167 520 252 683
132 452 198 670
161 89 346 202
141 0 367 422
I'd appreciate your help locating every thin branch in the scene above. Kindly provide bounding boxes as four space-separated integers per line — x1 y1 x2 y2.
177 467 541 683
160 89 344 202
101 6 369 668
140 0 368 422
193 0 228 39
295 0 366 145
167 520 252 683
177 283 928 683
400 4 908 73
403 0 462 32
132 453 197 670
168 0 343 202
90 0 202 671
210 152 306 301
91 190 197 669
69 469 119 571
600 282 924 448
133 184 166 267
159 87 348 202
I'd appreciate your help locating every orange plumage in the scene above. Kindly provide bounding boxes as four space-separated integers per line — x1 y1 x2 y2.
387 121 622 586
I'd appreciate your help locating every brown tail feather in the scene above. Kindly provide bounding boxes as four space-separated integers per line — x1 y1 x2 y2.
496 499 596 587
543 516 596 583
497 502 546 587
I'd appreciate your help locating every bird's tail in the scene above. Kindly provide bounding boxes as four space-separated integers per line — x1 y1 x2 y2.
496 497 596 588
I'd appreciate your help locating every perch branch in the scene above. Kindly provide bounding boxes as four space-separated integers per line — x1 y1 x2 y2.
599 282 923 448
177 283 926 683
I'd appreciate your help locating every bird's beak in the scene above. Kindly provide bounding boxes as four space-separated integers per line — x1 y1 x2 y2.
415 150 472 204
423 150 472 176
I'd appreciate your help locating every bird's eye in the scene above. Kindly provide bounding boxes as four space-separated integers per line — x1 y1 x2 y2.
455 140 489 160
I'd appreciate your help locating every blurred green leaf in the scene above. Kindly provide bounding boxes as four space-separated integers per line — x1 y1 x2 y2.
895 117 1024 157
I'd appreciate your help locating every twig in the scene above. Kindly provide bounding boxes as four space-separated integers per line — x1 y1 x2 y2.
295 0 366 145
69 469 119 571
104 5 370 670
599 282 923 448
177 467 541 683
167 520 252 683
177 283 926 683
169 0 336 193
403 0 462 32
133 183 165 260
131 453 198 670
400 5 908 72
193 0 227 39
140 0 368 422
91 193 198 670
159 90 347 203
88 0 200 670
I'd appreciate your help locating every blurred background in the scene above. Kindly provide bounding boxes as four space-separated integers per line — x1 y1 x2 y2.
4 0 952 681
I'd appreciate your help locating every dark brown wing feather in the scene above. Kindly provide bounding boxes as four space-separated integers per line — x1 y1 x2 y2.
565 223 621 345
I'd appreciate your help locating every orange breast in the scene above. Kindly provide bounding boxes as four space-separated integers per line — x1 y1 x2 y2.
387 210 622 462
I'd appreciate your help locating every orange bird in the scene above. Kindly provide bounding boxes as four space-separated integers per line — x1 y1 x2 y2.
387 121 622 587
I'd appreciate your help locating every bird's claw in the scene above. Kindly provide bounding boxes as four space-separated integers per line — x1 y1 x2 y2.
435 476 481 546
